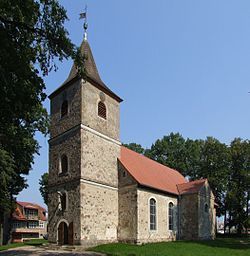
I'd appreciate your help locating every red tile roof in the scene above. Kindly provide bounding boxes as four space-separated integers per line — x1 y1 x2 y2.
13 201 47 221
177 179 207 195
12 207 26 221
119 146 187 195
17 201 46 212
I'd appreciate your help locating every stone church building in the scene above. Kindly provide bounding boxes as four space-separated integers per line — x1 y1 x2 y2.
47 33 216 246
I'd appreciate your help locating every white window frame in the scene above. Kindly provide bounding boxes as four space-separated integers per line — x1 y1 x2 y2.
28 221 38 229
168 201 174 231
149 197 157 231
25 209 38 217
39 221 45 229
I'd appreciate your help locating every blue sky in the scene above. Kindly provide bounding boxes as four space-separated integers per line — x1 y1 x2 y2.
18 0 250 207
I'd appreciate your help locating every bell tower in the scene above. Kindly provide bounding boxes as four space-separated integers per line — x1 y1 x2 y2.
48 13 122 245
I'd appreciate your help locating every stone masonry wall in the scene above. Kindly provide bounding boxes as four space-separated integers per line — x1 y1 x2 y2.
48 181 81 244
179 193 198 240
81 81 120 141
118 162 138 243
137 188 178 244
48 129 82 244
50 80 82 138
81 128 120 188
48 77 83 244
49 75 121 245
49 129 81 183
198 184 216 239
80 182 118 246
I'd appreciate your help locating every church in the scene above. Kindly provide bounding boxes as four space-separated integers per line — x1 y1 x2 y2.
47 24 216 246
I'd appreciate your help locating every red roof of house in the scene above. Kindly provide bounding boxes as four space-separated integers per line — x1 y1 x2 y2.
12 207 26 221
12 201 47 221
17 201 46 212
177 179 207 195
119 146 187 195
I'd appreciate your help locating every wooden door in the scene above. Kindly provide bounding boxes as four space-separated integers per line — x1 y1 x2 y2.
68 222 74 245
58 222 64 245
58 222 68 245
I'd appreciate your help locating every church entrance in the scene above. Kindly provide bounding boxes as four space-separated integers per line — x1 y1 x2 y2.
58 221 68 245
57 221 74 245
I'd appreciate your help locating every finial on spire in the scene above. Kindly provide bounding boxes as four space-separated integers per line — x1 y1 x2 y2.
79 5 88 40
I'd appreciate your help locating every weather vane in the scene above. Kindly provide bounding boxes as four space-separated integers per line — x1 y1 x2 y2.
79 5 88 40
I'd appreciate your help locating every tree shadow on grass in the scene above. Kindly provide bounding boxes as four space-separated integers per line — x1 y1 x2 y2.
182 237 250 250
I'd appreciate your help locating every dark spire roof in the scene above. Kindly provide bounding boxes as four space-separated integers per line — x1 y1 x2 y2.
49 39 122 102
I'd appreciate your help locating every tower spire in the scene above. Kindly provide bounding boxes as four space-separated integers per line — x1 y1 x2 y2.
79 5 88 41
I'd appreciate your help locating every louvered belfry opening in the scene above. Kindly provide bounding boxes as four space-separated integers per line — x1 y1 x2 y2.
98 101 106 119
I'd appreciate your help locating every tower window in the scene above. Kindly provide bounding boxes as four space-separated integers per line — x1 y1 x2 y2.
61 192 67 211
58 191 67 212
169 202 174 230
98 101 106 119
149 198 156 230
205 203 209 213
61 100 68 118
60 154 68 174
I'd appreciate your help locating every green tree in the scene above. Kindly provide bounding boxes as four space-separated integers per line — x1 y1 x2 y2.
123 143 145 154
226 138 250 234
198 137 230 216
39 172 49 205
184 138 204 180
145 133 187 175
0 0 79 240
145 134 230 217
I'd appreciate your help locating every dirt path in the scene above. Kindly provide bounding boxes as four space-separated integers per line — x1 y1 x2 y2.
0 246 105 256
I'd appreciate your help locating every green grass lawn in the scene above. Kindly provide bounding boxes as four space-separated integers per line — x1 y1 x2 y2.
90 238 250 256
0 239 48 251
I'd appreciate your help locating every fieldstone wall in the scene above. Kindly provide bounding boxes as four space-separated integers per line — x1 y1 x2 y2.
81 81 120 141
179 193 198 240
48 78 83 245
49 128 81 183
47 180 81 244
81 128 120 187
48 112 82 244
118 163 138 242
198 184 216 239
137 188 178 243
179 181 216 240
79 182 118 246
49 63 121 246
50 80 82 138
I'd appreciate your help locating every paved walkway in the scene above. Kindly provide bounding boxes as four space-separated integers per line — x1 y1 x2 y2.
0 246 105 256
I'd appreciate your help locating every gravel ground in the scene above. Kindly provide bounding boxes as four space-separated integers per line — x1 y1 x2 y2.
0 246 105 256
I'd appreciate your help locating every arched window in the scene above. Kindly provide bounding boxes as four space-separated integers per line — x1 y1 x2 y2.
58 192 67 212
98 101 106 119
205 203 209 213
61 154 68 174
61 100 68 118
61 192 67 211
149 198 156 230
168 202 174 230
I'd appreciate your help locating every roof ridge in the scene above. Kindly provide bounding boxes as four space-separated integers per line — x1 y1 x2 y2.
121 146 185 175
177 178 207 186
49 39 123 102
120 146 187 195
17 201 46 211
